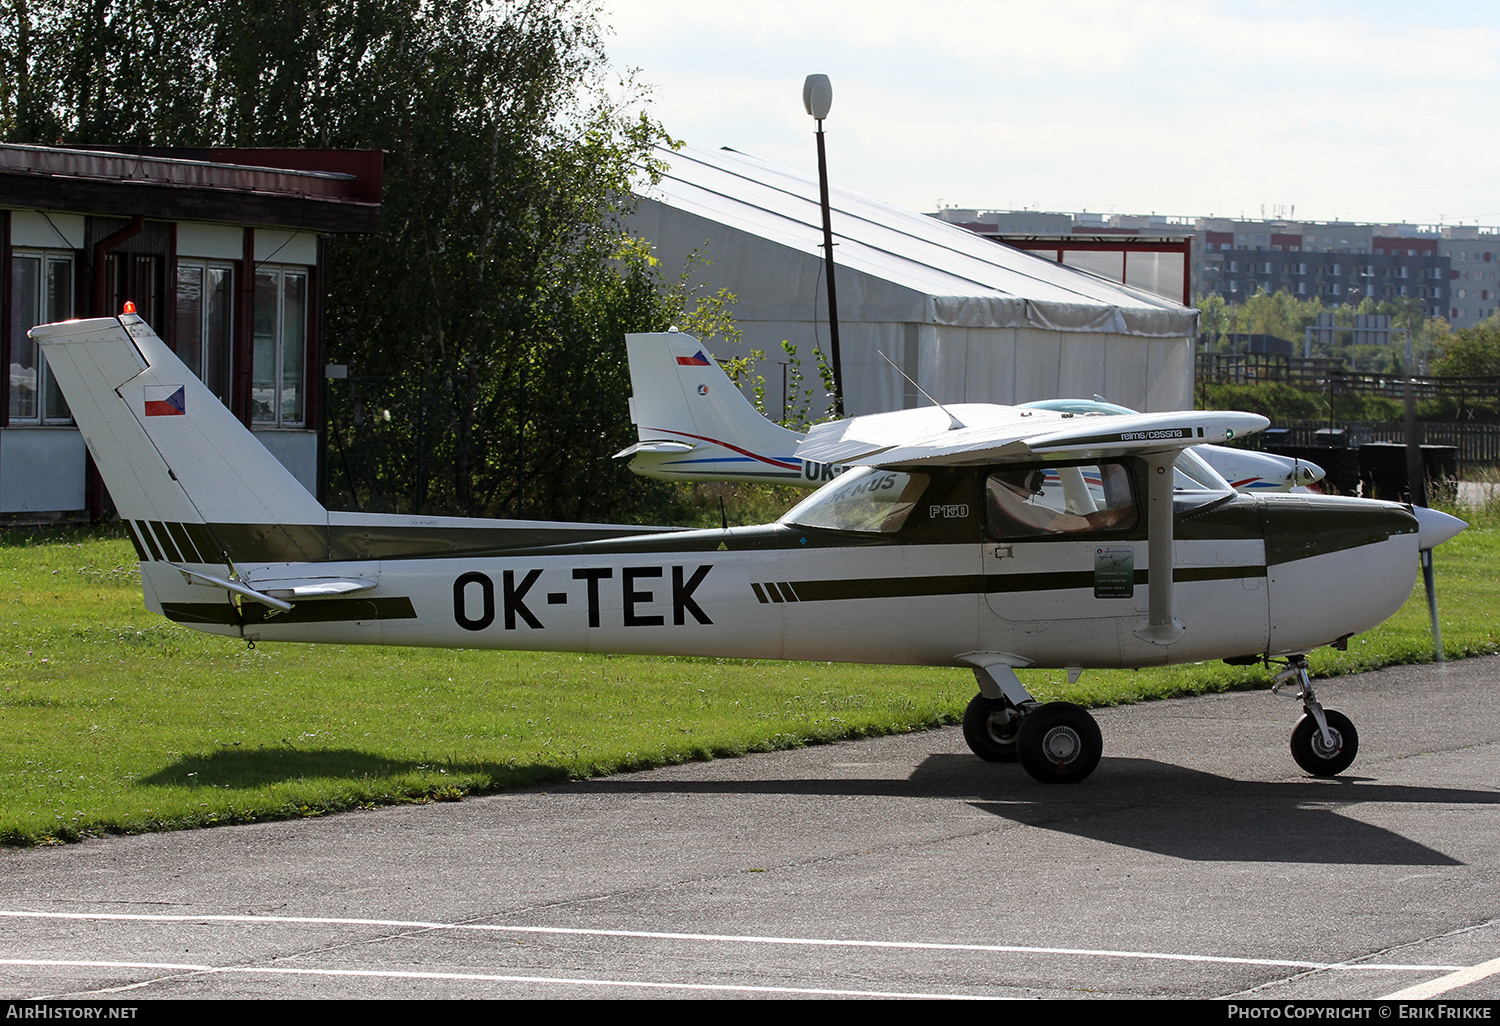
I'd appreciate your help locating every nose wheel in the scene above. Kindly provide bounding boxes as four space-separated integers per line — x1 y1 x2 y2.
1273 656 1359 777
1290 708 1358 776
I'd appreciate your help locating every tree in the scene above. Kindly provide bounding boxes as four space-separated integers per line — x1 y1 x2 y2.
1196 292 1229 350
1433 314 1500 377
4 0 686 521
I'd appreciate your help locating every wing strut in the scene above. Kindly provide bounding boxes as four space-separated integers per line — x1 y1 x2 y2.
1134 450 1185 646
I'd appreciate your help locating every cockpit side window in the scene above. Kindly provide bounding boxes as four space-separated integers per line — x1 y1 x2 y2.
986 462 1137 539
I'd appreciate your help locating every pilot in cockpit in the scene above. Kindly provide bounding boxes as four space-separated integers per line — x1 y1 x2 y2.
986 465 1135 537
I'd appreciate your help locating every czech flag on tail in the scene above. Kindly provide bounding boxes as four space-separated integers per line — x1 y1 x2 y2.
144 384 186 417
676 350 712 366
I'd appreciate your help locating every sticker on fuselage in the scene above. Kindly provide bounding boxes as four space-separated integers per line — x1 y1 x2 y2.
1093 546 1135 599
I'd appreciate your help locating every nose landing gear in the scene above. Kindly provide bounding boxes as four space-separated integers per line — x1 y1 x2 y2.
1273 655 1359 776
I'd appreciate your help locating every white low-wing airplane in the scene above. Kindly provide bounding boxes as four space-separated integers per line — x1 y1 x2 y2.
616 331 1326 493
34 313 1464 783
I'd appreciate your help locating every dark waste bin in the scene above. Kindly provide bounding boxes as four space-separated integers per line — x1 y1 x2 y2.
1358 443 1458 503
1265 443 1361 495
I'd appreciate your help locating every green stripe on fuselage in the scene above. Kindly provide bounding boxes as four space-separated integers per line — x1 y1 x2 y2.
787 565 1268 604
161 597 418 627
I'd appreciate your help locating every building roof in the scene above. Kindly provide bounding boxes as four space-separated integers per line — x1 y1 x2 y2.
637 145 1194 338
0 144 381 233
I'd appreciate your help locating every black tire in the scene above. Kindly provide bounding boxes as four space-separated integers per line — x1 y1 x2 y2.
1017 702 1102 784
963 694 1021 762
1290 709 1359 776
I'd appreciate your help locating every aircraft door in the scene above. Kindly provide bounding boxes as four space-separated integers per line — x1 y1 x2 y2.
981 462 1143 662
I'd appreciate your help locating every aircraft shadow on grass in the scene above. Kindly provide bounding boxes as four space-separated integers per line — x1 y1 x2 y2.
137 748 561 791
570 755 1493 867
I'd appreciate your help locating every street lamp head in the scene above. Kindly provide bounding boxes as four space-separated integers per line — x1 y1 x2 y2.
803 74 833 120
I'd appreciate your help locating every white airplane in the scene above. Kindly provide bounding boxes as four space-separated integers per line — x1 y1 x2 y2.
33 312 1464 784
616 331 1326 493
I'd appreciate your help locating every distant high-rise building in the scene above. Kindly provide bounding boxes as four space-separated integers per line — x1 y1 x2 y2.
931 209 1500 329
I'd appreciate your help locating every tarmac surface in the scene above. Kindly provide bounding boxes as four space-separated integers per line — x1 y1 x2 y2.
2 656 1499 1001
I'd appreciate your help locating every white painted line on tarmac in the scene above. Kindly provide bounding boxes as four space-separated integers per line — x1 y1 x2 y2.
0 909 1465 974
1381 954 1500 999
1 959 989 1000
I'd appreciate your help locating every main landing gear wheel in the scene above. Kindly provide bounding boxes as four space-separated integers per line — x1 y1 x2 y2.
1017 702 1102 784
962 694 1021 762
1290 709 1359 776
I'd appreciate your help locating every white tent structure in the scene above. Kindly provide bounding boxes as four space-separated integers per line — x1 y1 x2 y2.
628 145 1197 417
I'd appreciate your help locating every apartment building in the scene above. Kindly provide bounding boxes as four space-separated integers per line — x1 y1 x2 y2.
935 209 1499 329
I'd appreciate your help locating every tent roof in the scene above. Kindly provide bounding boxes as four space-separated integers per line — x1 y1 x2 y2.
636 145 1195 338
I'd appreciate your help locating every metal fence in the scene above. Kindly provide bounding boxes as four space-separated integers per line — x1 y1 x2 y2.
1266 420 1500 467
1196 353 1500 406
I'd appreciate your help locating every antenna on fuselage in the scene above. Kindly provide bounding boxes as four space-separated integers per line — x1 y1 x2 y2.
877 350 965 431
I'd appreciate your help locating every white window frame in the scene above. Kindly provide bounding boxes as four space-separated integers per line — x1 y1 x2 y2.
251 265 309 428
9 248 75 425
174 260 236 406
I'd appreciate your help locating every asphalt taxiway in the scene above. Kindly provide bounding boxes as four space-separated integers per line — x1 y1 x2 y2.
2 656 1499 1000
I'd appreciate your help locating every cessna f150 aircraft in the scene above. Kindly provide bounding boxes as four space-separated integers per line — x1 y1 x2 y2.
33 313 1464 783
616 330 1327 493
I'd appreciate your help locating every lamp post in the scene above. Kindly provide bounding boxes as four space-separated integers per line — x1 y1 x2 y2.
803 73 845 418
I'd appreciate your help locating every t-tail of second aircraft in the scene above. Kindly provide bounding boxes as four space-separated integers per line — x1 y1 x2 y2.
616 331 833 486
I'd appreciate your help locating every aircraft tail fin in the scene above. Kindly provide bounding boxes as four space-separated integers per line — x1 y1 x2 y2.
32 314 327 562
620 331 807 485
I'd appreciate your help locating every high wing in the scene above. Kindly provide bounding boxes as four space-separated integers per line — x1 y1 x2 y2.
796 405 1270 468
1018 398 1325 492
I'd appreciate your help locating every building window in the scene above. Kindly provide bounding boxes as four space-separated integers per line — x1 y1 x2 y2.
175 262 235 406
8 250 75 424
103 252 162 327
252 267 309 427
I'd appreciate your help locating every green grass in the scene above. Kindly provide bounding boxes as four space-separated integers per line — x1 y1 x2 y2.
2 515 1496 847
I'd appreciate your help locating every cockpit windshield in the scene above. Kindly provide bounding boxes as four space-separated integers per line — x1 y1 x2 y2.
782 467 928 534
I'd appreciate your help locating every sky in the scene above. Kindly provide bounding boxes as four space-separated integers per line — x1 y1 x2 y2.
601 0 1500 227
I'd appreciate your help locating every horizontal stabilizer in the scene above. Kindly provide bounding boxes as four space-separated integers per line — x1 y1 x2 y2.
613 439 696 459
